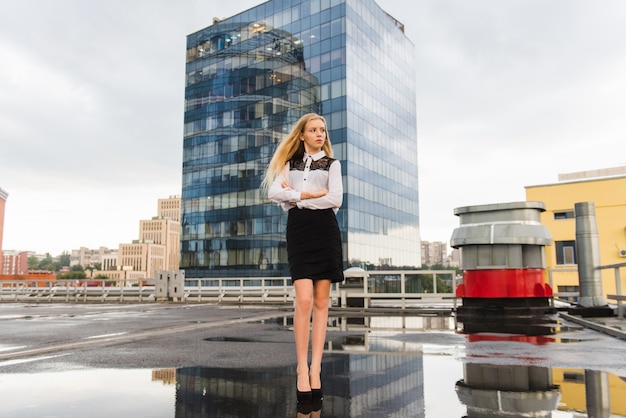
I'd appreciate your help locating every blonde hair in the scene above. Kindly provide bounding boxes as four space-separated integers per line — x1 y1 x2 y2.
260 113 333 193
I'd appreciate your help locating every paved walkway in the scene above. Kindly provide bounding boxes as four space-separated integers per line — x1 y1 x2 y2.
0 303 298 370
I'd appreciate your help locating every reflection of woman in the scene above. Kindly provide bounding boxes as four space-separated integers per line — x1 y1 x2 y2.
297 399 322 417
262 113 344 403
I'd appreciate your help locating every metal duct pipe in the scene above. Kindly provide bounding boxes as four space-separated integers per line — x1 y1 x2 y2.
584 370 610 418
575 202 608 307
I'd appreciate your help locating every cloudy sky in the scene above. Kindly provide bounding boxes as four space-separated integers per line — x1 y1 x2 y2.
1 0 625 256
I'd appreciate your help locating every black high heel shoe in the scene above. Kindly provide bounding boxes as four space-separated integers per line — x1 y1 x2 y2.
296 386 312 403
311 372 323 401
311 398 323 412
297 401 313 415
311 387 323 401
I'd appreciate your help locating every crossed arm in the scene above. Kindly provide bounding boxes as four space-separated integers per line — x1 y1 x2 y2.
268 160 343 210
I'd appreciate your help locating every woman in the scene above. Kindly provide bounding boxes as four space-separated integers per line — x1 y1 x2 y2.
262 113 344 403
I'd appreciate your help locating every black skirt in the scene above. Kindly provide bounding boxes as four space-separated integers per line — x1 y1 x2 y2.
286 208 344 283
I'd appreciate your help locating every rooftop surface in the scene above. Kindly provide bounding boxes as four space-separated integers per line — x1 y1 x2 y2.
1 302 625 417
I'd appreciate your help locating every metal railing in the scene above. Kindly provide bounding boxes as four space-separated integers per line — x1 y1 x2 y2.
549 262 626 318
0 279 156 303
1 270 459 309
182 277 294 303
598 262 626 318
548 267 579 303
339 270 458 309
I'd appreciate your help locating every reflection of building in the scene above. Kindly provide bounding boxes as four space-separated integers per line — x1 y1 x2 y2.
176 366 295 417
526 166 626 301
330 312 454 332
554 368 626 416
322 352 423 417
181 0 420 278
152 368 177 385
174 351 423 417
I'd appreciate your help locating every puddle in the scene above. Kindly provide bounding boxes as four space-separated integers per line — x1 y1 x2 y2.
1 351 624 417
0 352 437 417
204 336 256 343
1 314 626 417
0 369 174 417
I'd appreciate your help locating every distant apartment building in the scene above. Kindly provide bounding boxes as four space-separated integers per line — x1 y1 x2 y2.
2 250 28 275
115 195 180 279
70 246 118 269
79 195 181 280
118 241 167 279
0 187 7 264
158 195 181 222
420 241 448 266
525 165 626 300
140 195 181 272
449 248 460 268
101 252 118 271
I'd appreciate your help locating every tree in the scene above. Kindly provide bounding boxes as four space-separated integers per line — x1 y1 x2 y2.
27 256 39 270
418 263 461 293
57 271 86 280
59 252 71 267
35 254 54 271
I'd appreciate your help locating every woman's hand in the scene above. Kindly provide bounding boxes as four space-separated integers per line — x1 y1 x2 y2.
301 188 328 200
289 188 328 206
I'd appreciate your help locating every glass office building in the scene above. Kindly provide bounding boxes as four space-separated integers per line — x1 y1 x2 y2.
181 0 419 278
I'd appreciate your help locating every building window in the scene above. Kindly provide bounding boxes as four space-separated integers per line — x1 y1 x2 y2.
554 210 574 220
555 240 576 265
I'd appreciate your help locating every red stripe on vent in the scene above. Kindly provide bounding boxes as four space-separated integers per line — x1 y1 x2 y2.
455 269 553 298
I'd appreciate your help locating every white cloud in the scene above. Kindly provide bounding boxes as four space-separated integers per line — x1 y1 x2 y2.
1 0 625 254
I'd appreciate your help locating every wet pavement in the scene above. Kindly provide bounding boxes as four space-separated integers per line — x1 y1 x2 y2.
0 303 625 417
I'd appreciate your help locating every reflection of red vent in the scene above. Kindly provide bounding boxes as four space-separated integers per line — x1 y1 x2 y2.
467 334 554 345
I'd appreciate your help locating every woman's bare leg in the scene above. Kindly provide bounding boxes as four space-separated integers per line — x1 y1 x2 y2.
294 279 314 392
309 279 331 389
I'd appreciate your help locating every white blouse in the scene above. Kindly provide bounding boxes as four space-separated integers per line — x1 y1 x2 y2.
268 150 343 213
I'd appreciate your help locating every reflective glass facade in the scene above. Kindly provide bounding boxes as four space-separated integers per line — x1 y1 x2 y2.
181 0 420 278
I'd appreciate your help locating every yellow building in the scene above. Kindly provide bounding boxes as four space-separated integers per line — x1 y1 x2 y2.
119 240 166 279
117 195 180 278
93 195 181 280
158 195 181 222
553 368 626 416
525 166 626 300
139 217 179 270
